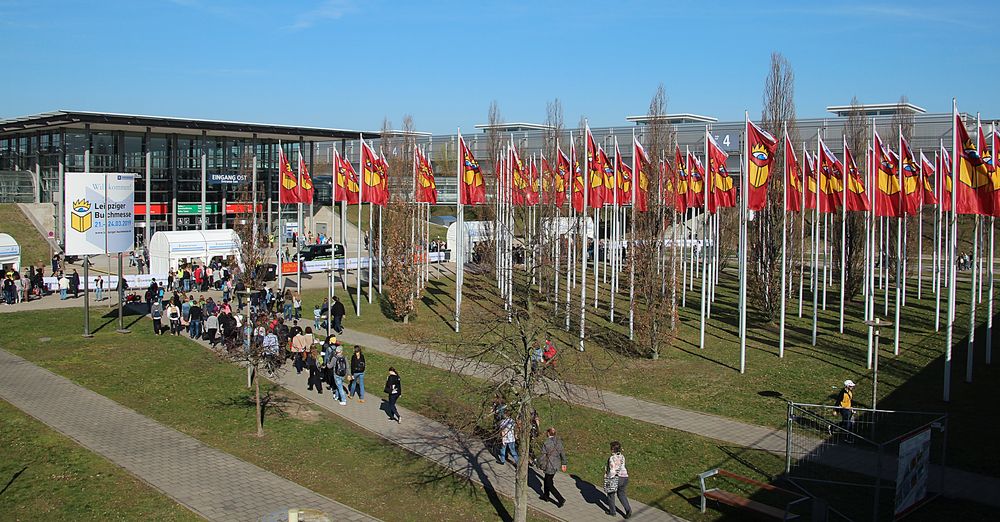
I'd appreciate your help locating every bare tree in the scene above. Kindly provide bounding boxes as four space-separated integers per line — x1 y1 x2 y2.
842 98 870 297
218 147 283 437
632 84 677 359
749 52 797 320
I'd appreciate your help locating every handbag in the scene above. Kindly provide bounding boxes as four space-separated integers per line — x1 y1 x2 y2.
603 474 619 494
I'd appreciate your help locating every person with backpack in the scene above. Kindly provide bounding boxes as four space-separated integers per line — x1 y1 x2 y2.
383 367 402 423
349 346 366 402
604 441 631 518
306 347 323 394
150 299 164 335
332 345 348 406
535 427 567 508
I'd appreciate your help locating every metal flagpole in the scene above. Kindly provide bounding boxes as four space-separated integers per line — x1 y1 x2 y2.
356 136 364 316
201 152 207 231
455 130 464 333
580 123 591 351
779 124 789 357
968 214 980 383
894 126 903 355
145 151 151 248
944 100 959 401
918 167 924 300
799 142 807 317
866 129 876 369
610 138 619 323
822 212 828 310
296 151 304 291
840 134 848 333
593 205 600 309
935 148 943 331
278 142 285 294
738 113 749 373
812 131 820 346
987 215 995 366
629 131 637 340
700 127 709 350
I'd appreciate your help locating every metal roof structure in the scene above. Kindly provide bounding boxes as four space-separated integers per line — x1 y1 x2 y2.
626 113 718 124
0 110 379 141
826 103 926 117
473 122 555 132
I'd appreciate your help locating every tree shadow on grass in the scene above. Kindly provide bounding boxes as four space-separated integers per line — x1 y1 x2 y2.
211 389 291 428
0 466 27 497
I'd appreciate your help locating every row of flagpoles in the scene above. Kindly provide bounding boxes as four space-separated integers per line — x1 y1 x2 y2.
279 100 991 403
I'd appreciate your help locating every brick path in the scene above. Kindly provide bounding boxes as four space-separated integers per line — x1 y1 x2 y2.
0 348 378 522
272 362 688 522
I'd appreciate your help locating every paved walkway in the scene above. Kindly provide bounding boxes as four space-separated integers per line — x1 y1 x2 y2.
0 349 378 522
272 361 687 522
334 330 1000 507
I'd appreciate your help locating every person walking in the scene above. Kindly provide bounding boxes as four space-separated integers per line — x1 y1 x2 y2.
293 291 302 319
290 327 314 374
204 310 219 346
836 379 856 441
95 275 104 301
349 345 366 402
282 289 293 320
306 347 324 394
188 299 203 339
58 272 69 300
332 345 348 405
69 269 80 298
383 367 402 423
150 299 164 335
535 427 567 508
604 441 631 518
497 415 518 466
166 302 182 335
331 295 345 334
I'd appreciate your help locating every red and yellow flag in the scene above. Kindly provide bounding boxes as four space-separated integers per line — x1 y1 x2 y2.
555 146 570 208
784 132 802 212
633 138 650 212
415 146 437 204
687 152 705 209
278 147 300 204
873 131 901 217
360 141 387 206
818 139 842 213
745 120 779 212
939 144 953 212
919 151 938 206
707 132 733 213
585 127 606 208
297 153 314 205
954 113 991 215
334 150 360 205
613 142 632 206
900 137 921 215
843 142 870 212
459 136 486 205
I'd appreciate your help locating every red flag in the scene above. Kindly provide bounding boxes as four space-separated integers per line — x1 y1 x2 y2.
746 120 779 211
555 147 570 207
672 147 687 211
803 150 817 211
459 136 486 205
939 143 953 212
954 113 991 215
873 131 901 217
706 133 734 213
527 159 540 206
633 138 650 212
613 142 633 205
900 137 921 215
980 122 995 173
415 146 437 204
571 138 585 212
784 132 802 212
297 153 314 204
279 147 300 204
843 142 870 212
509 144 528 206
919 152 938 206
687 152 705 209
334 150 360 205
360 141 387 206
818 138 842 213
585 127 606 208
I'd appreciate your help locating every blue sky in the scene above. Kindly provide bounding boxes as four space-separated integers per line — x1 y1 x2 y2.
2 0 998 133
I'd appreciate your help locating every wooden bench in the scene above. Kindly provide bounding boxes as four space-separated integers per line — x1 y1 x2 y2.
698 468 807 520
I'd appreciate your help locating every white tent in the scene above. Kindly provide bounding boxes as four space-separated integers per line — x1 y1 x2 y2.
0 233 20 271
446 221 498 253
148 229 241 274
541 217 595 240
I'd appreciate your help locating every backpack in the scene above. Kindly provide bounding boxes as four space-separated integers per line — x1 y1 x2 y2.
335 356 347 377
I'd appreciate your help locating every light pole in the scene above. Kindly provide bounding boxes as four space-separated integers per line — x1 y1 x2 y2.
865 317 891 410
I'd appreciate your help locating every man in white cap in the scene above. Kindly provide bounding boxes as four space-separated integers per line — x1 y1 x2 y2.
835 379 856 442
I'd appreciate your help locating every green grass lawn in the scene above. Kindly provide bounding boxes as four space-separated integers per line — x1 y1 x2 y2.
300 259 999 478
0 203 51 269
0 308 544 522
0 399 199 521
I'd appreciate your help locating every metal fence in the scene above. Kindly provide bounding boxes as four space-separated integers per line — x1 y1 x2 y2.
784 402 947 521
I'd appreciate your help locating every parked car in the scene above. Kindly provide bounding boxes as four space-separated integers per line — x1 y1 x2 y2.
293 243 345 262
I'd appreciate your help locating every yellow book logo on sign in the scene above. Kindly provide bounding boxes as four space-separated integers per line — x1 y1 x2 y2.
70 199 93 233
